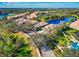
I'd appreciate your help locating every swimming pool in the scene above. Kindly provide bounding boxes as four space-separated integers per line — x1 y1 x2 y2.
71 42 79 50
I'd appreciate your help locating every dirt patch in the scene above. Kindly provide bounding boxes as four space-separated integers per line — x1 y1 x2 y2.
30 46 39 57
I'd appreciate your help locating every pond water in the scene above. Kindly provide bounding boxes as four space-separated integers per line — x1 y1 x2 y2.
47 16 75 24
0 14 9 19
46 19 63 24
64 16 74 22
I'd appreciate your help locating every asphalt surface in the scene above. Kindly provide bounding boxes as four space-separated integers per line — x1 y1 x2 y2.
40 45 55 57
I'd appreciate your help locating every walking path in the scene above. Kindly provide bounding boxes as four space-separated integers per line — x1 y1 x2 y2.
25 33 41 57
69 32 78 42
62 31 78 42
49 40 64 53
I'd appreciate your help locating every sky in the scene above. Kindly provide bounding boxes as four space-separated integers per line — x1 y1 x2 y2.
0 2 79 8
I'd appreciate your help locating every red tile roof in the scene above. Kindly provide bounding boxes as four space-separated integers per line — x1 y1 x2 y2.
69 20 79 30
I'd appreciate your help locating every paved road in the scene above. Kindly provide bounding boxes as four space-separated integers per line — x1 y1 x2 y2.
25 33 55 57
40 45 55 57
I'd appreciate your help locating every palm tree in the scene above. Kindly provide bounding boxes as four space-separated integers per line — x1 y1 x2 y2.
0 33 32 57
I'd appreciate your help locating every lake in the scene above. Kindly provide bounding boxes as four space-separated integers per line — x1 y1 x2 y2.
47 16 76 24
0 14 9 19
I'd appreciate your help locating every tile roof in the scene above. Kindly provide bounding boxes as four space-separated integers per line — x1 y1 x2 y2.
69 20 79 30
34 22 48 28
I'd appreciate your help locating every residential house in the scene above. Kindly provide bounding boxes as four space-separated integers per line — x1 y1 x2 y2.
34 22 48 28
69 20 79 30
